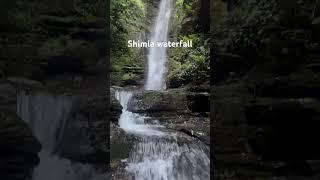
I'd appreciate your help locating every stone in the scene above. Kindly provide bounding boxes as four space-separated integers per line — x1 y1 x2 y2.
110 87 123 123
0 109 41 180
7 77 43 87
187 92 210 113
127 89 188 113
59 94 109 163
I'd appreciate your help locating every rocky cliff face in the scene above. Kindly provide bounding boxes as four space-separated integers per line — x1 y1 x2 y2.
212 0 320 179
0 0 107 89
0 0 108 179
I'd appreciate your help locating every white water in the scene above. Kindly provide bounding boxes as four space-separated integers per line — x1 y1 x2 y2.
114 0 210 179
17 90 105 180
126 137 210 180
115 90 164 136
145 0 173 90
115 90 210 180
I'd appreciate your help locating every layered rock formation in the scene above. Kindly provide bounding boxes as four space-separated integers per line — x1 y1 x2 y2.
212 0 320 179
0 0 109 179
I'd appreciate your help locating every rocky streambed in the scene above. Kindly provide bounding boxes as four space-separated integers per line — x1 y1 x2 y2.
110 86 210 179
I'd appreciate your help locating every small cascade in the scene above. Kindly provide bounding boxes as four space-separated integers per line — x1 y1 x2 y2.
126 137 210 180
115 89 210 180
115 90 163 136
17 90 105 180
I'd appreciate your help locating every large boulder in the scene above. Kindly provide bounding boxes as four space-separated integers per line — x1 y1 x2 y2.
127 89 188 113
0 110 41 180
59 94 109 164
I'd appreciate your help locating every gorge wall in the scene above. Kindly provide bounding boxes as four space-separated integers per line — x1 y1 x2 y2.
212 0 320 179
0 0 109 179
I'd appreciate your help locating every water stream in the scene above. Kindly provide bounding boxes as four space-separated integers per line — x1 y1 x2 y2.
17 90 105 180
115 1 210 179
145 0 173 90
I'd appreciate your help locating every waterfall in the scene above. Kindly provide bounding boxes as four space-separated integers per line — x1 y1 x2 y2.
145 0 172 90
114 0 210 179
17 90 105 180
17 90 72 153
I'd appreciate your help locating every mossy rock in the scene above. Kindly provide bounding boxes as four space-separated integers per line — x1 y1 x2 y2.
127 89 188 113
121 73 141 86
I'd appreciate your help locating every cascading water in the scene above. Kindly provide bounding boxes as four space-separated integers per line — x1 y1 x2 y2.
17 90 105 180
115 91 164 136
115 89 210 179
115 0 210 179
145 0 172 90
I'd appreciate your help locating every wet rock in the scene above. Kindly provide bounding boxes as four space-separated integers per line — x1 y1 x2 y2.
59 94 109 163
110 122 133 162
125 89 210 145
0 82 16 110
111 160 133 180
7 77 43 87
0 110 41 180
187 92 210 113
110 87 123 123
127 89 188 113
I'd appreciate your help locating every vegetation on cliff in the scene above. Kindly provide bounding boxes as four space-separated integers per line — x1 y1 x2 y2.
110 0 210 88
111 0 146 86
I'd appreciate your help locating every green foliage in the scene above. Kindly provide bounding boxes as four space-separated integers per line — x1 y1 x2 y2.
167 0 210 87
211 0 227 31
74 0 107 17
0 0 16 16
111 0 146 85
167 34 210 86
0 0 106 31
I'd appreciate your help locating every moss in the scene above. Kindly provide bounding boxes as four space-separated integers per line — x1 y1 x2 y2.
121 73 138 81
167 0 210 88
41 36 83 52
110 0 148 86
211 0 227 31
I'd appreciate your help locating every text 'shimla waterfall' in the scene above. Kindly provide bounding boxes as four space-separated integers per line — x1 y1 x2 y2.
115 0 210 179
